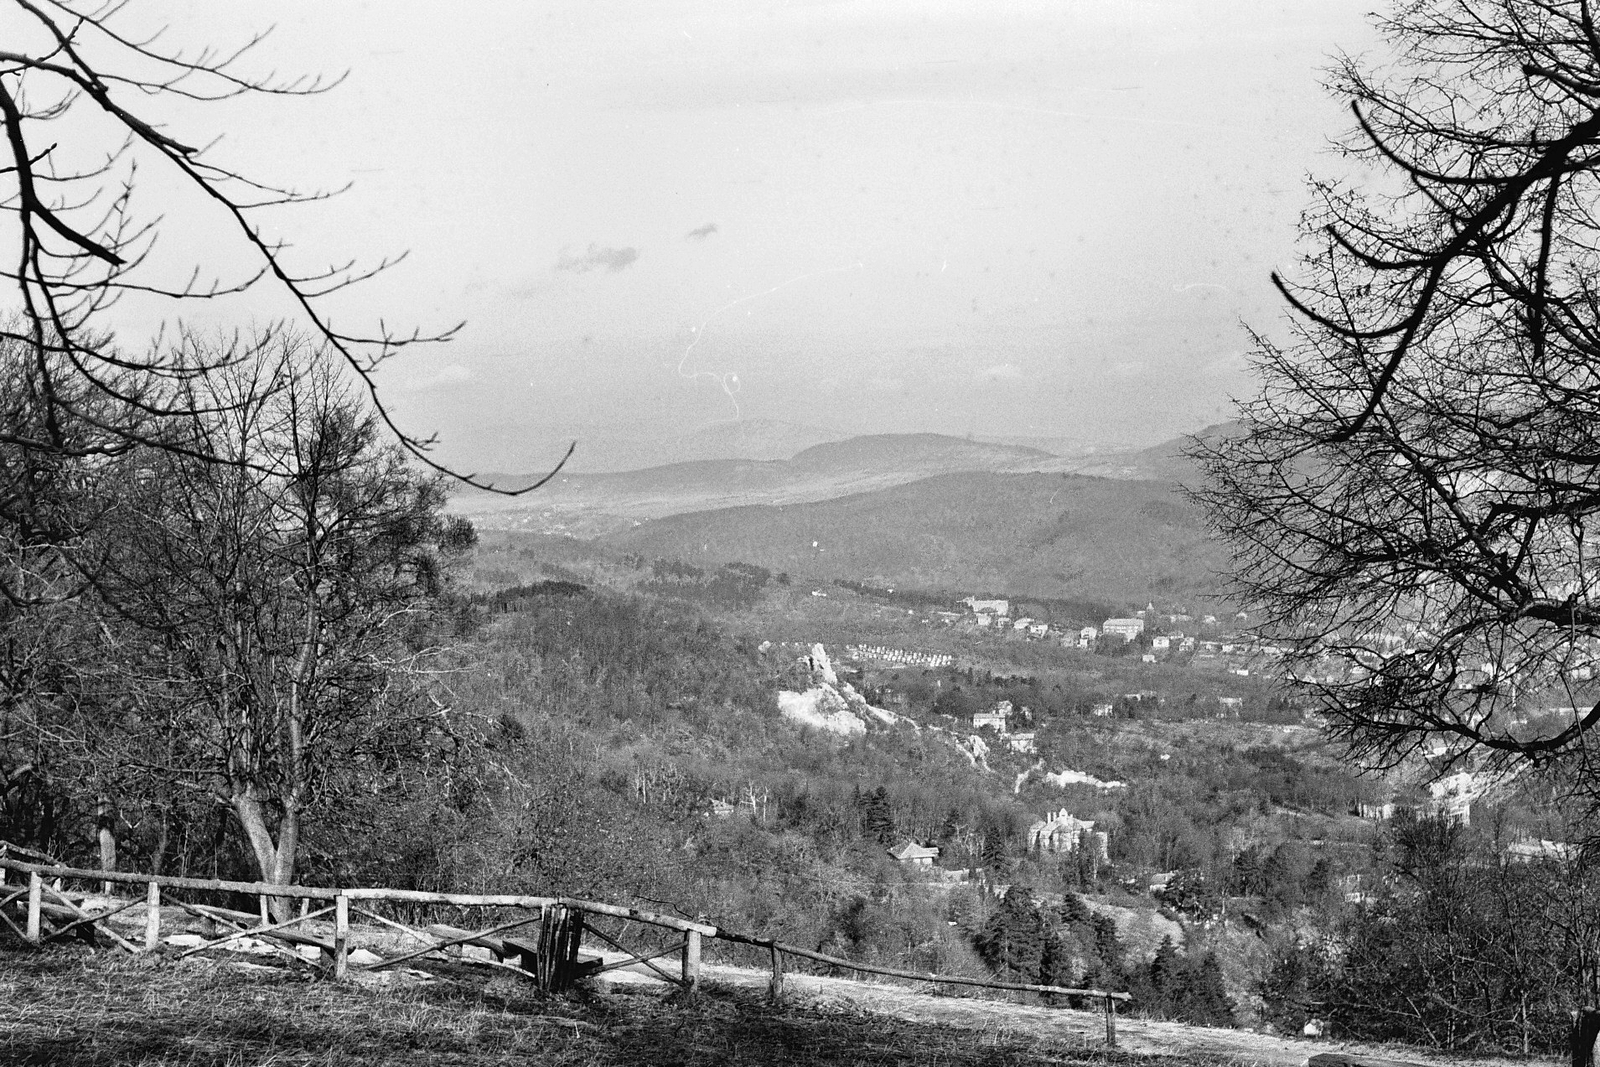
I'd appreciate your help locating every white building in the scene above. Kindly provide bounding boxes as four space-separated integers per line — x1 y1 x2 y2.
1102 617 1145 640
1028 809 1110 859
1006 731 1037 754
889 841 941 866
973 700 1012 734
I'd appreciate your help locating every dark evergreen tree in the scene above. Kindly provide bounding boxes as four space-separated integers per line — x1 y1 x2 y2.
981 822 1009 871
861 786 897 845
1177 952 1237 1028
1230 844 1268 896
1145 936 1183 1015
1058 891 1092 926
976 885 1044 982
1039 931 1076 988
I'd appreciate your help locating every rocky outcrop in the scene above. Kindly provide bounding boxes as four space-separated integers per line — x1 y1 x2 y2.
776 686 866 736
776 643 898 737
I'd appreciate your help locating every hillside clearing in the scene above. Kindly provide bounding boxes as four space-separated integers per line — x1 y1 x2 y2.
1 951 1559 1067
0 951 1195 1067
683 960 1551 1067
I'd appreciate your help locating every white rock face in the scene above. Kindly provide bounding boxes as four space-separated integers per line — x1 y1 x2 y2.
808 642 838 684
1040 768 1126 790
777 643 904 737
777 687 867 736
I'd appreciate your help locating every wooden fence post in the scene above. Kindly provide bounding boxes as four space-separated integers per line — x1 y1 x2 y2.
333 893 349 980
1572 1006 1600 1067
682 929 701 995
144 880 161 951
26 871 42 944
1104 993 1117 1048
570 911 585 980
768 943 784 1004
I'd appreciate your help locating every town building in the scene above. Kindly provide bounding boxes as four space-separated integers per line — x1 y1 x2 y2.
1005 731 1037 754
1027 809 1110 859
1506 838 1576 863
1102 617 1145 640
973 700 1012 734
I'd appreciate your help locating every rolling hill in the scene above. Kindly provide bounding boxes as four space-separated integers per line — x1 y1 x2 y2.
462 417 851 477
603 470 1229 605
452 433 1063 536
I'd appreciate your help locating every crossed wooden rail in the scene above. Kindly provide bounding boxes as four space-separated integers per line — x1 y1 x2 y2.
0 855 1131 1045
0 857 710 993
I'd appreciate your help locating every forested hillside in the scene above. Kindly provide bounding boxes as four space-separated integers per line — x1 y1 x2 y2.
606 472 1227 605
8 513 1594 1048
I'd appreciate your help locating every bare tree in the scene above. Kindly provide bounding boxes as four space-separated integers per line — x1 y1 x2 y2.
1193 1 1600 793
35 337 479 899
0 1 564 487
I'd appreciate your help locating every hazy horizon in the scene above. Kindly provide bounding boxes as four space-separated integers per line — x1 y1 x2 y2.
96 0 1381 473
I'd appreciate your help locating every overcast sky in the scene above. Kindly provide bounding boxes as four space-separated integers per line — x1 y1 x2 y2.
98 0 1380 470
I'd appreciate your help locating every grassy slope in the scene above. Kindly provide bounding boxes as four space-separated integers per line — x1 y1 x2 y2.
2 953 1223 1067
606 472 1228 605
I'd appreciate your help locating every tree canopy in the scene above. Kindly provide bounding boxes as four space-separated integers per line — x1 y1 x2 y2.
5 339 474 896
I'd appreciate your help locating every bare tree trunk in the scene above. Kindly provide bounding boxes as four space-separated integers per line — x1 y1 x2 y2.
232 791 299 921
151 804 170 877
96 796 116 892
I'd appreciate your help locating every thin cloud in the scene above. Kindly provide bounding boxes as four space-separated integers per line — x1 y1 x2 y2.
685 222 718 240
982 363 1025 381
396 363 473 393
555 244 640 274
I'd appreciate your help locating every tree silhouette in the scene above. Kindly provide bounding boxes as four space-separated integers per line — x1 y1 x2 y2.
25 341 472 905
0 2 563 489
1193 0 1600 805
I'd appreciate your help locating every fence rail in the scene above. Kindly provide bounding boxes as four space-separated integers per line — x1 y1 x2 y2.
0 855 1129 1044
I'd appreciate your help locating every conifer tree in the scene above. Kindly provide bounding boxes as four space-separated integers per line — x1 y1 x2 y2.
977 885 1045 982
981 822 1009 871
1039 932 1077 988
1178 953 1238 1028
861 786 897 845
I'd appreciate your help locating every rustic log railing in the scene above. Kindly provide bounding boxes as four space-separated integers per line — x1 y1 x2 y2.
0 855 1130 1043
0 857 711 992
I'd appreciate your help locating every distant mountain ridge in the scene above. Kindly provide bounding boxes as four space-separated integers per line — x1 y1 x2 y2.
467 417 850 479
1024 422 1236 484
452 432 1069 535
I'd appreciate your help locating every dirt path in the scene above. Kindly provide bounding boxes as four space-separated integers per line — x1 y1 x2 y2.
594 954 1555 1067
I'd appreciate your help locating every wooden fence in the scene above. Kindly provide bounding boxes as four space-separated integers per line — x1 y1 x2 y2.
0 855 1131 1044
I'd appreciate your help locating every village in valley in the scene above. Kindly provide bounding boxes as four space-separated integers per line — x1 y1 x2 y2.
749 583 1580 916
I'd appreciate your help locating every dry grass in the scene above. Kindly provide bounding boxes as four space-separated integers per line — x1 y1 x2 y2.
0 947 1243 1067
